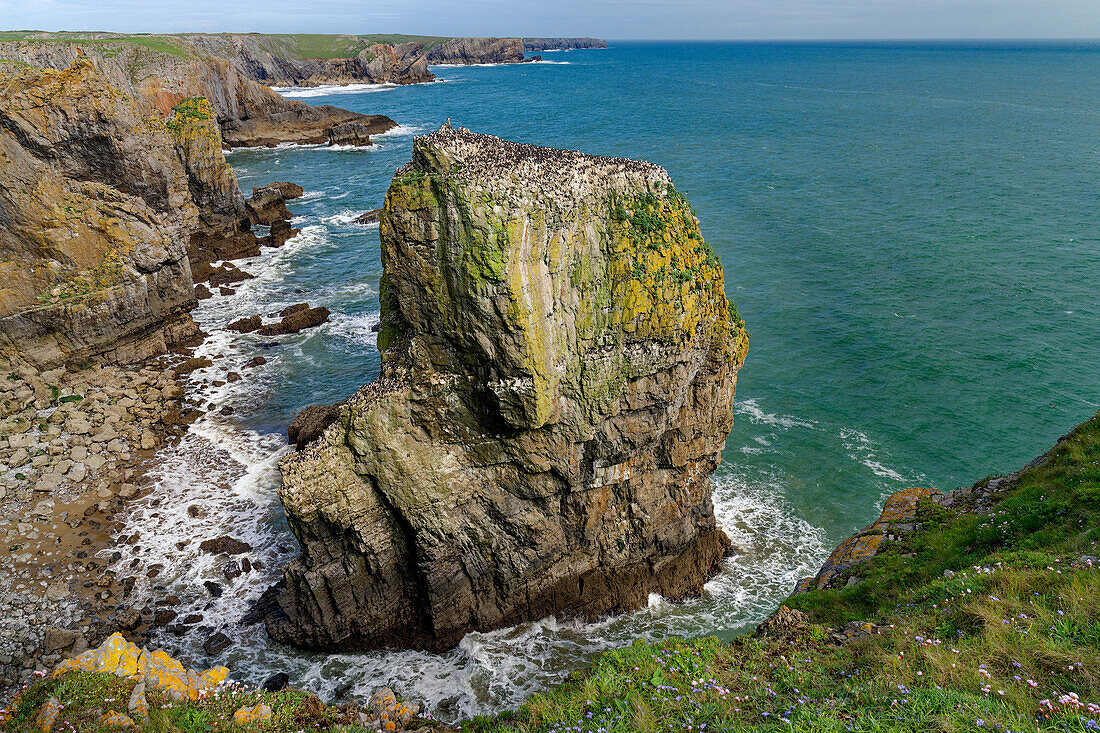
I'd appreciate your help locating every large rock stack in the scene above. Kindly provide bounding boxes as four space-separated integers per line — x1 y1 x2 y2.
267 126 749 651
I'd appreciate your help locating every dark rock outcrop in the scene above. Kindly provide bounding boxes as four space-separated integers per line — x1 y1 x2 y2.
328 122 374 147
255 304 330 336
222 106 395 149
264 220 300 248
199 536 252 556
354 209 382 225
266 182 304 200
267 127 749 652
287 402 345 450
246 187 293 226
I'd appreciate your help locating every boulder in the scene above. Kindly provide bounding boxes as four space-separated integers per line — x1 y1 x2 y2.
266 127 748 653
287 402 343 450
203 632 232 656
245 187 292 225
256 305 330 336
265 181 304 200
261 672 290 692
756 605 811 636
199 536 252 555
42 627 80 654
227 316 263 334
328 122 373 147
264 219 300 248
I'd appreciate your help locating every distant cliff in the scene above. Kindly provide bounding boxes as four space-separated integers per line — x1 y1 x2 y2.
267 127 747 652
523 38 608 52
0 38 397 147
0 33 608 91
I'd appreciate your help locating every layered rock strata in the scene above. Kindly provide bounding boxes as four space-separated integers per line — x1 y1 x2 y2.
523 38 609 52
0 60 201 368
267 127 748 652
0 41 398 148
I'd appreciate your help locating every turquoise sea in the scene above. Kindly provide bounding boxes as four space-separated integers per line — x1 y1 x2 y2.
115 42 1100 719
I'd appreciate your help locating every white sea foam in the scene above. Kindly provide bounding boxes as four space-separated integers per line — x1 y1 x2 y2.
324 143 384 153
375 124 422 138
326 311 381 347
273 82 401 98
323 210 371 226
734 398 817 429
839 427 917 484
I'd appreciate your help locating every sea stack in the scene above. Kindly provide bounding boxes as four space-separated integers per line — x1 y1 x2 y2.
267 126 749 652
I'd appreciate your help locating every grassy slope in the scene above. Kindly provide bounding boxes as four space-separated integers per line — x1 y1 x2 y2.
0 32 453 60
4 414 1098 733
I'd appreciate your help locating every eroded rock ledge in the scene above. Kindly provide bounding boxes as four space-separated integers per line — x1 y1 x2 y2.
267 127 749 652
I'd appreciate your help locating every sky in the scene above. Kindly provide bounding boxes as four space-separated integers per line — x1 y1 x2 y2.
3 0 1100 40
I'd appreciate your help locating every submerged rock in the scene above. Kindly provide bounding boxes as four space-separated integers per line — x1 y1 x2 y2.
267 127 749 652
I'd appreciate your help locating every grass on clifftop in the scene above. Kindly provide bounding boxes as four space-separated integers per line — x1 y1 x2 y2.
262 33 449 59
4 415 1099 733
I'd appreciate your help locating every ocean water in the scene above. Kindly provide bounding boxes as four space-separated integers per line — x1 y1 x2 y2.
113 42 1100 720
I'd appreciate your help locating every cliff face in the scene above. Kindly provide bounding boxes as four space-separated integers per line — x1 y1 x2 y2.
267 127 748 652
425 37 529 64
0 60 200 367
523 38 609 52
166 98 258 263
0 41 397 148
177 34 435 87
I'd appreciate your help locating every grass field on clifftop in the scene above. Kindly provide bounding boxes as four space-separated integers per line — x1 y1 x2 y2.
3 414 1099 733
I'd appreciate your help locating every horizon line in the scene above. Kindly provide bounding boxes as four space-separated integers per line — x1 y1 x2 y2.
5 30 1100 43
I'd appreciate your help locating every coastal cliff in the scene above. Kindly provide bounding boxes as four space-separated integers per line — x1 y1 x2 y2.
523 38 608 52
0 60 201 368
266 127 748 652
0 34 607 94
0 39 397 148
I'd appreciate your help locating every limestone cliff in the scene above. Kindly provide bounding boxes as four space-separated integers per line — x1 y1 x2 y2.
166 98 258 264
425 37 530 64
267 127 749 652
0 40 397 148
0 60 201 367
523 38 609 52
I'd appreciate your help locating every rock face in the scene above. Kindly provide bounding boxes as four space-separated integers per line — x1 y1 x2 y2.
425 37 530 64
0 40 398 148
328 122 374 147
267 127 748 652
523 38 609 52
168 98 260 264
0 60 200 368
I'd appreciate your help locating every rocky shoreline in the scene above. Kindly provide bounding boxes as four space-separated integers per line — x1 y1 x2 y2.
0 358 193 694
